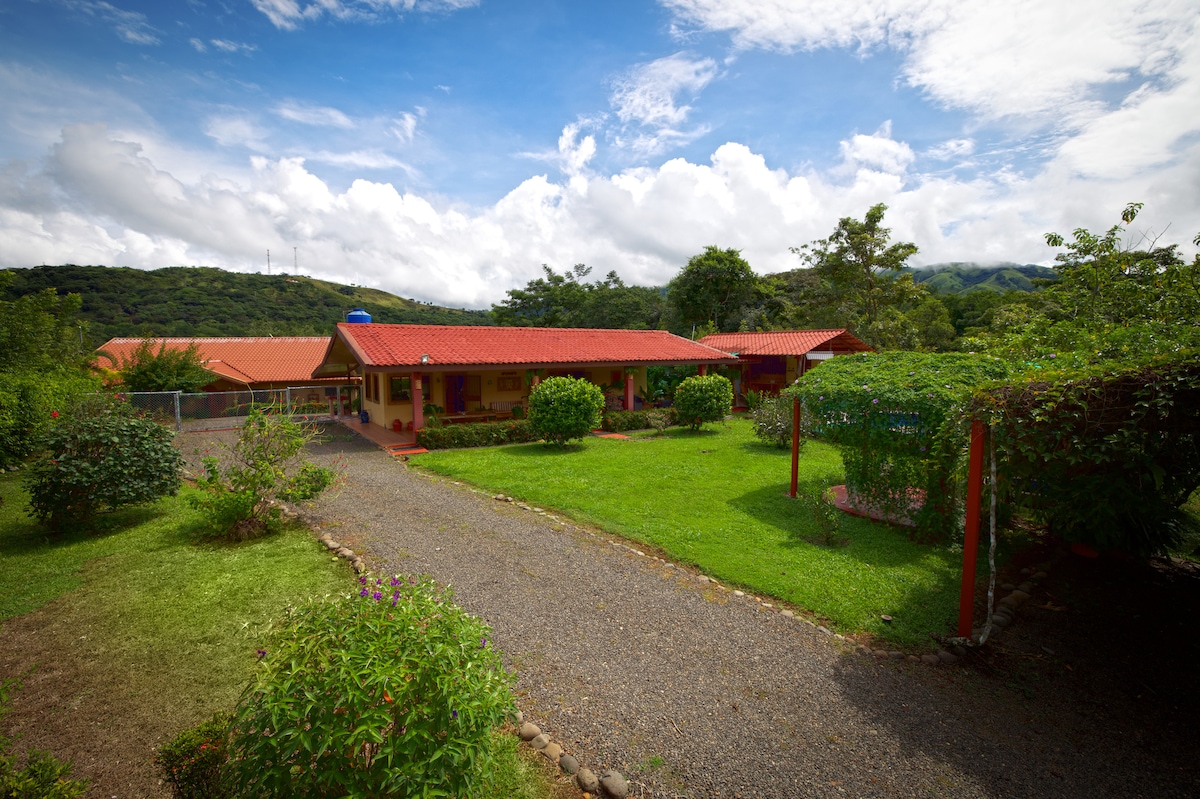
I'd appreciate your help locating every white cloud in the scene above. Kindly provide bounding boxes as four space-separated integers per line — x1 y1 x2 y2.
390 109 424 144
2 123 1198 310
251 0 480 31
189 38 207 53
210 39 259 55
609 53 718 156
926 138 975 161
204 115 271 151
65 1 161 45
273 101 356 129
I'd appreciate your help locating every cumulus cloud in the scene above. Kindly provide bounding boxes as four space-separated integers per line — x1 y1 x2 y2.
273 101 356 129
926 138 975 161
251 0 480 30
4 122 1197 310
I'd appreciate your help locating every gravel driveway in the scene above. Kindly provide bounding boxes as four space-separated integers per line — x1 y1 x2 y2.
290 430 1195 799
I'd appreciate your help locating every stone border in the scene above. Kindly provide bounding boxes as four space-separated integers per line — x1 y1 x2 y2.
515 712 629 798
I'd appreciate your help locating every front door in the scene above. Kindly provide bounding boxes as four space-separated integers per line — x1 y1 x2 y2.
444 374 465 414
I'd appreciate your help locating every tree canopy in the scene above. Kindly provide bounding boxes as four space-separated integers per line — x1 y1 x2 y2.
491 264 663 329
112 339 215 393
666 246 757 333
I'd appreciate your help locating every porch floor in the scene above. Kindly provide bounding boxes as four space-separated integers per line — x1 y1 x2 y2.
338 417 418 451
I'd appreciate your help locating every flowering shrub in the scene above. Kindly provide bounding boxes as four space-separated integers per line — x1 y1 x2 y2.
673 374 733 431
25 397 182 531
751 395 807 449
189 405 339 539
225 575 515 799
527 376 605 445
155 713 232 799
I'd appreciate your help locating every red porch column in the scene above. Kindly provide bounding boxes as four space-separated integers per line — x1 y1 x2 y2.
698 364 707 376
411 373 424 431
958 419 986 638
624 370 634 411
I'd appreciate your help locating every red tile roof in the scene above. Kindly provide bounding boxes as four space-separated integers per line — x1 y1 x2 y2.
698 330 873 356
323 324 738 371
97 337 338 385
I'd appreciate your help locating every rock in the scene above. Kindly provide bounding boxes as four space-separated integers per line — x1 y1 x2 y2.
530 733 550 750
532 507 543 512
512 709 523 725
518 722 540 741
1018 582 1034 593
493 494 505 501
873 649 888 658
921 654 941 666
991 614 1011 627
733 590 745 597
559 753 579 775
889 651 904 660
337 547 354 558
577 768 599 793
951 645 968 657
1000 583 1015 591
541 742 562 763
906 655 921 663
936 650 957 664
998 596 1018 609
817 626 831 635
781 610 794 618
880 614 893 623
353 561 367 574
697 575 710 583
1020 567 1031 575
1033 571 1048 580
1010 589 1031 602
324 539 340 550
599 770 629 799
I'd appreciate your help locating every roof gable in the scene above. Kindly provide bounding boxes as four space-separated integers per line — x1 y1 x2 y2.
697 330 873 356
98 337 335 385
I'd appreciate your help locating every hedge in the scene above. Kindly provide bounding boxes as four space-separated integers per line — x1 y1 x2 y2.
416 420 539 450
601 408 677 432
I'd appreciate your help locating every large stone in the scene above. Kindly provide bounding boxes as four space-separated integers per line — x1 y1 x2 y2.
1018 582 1034 594
559 753 579 774
518 722 540 741
577 768 599 793
599 770 629 799
921 653 941 666
991 614 1011 627
324 539 340 550
530 733 550 750
541 742 562 763
1010 589 1031 602
936 649 958 664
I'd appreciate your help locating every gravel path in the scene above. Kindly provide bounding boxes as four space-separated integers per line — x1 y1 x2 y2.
291 431 1193 799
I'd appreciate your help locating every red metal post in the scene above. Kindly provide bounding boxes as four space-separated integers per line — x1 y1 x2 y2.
624 370 635 411
789 397 801 498
958 419 986 637
411 373 424 431
698 364 707 376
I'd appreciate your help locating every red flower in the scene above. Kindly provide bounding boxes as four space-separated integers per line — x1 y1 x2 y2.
50 411 59 418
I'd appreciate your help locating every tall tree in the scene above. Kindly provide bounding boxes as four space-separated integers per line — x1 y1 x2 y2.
792 203 924 344
114 339 214 393
492 265 663 329
666 246 757 334
0 271 90 374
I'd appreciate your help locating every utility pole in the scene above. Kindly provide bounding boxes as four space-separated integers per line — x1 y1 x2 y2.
293 247 298 274
267 249 271 275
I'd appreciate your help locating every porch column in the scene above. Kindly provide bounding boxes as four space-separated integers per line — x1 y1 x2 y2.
411 373 424 431
698 364 707 376
624 369 634 411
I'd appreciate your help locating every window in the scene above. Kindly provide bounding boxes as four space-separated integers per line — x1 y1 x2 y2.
498 372 521 392
465 375 482 403
390 376 412 402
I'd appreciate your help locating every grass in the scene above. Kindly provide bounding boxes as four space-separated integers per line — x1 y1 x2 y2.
0 474 559 799
414 418 987 647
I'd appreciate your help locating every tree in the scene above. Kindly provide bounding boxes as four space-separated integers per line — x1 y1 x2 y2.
492 265 663 329
792 204 924 345
114 338 214 392
666 247 757 333
0 271 90 375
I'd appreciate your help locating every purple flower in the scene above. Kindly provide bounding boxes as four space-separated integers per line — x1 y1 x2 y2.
451 710 458 719
375 579 382 586
480 637 488 648
872 399 879 404
359 588 369 597
389 577 400 587
372 591 382 601
257 649 267 659
1049 353 1057 359
359 576 368 585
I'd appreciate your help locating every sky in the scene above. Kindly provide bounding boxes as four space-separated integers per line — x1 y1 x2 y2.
1 0 1197 310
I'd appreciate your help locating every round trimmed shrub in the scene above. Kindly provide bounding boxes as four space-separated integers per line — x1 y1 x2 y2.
25 399 182 531
527 376 605 445
225 576 515 799
673 374 733 431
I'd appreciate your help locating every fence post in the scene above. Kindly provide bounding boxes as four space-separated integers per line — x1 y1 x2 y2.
789 397 801 498
173 391 182 432
958 418 986 638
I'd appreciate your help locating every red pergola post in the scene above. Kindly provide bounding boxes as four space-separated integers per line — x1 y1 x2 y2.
624 370 635 411
958 418 986 637
789 397 801 498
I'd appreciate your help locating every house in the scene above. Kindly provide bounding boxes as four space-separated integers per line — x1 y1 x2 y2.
311 323 739 431
697 330 873 403
98 337 344 392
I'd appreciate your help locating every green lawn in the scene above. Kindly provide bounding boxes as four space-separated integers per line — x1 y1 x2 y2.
414 418 979 647
0 475 555 799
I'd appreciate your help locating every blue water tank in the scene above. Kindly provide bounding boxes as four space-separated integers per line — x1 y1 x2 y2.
346 308 372 324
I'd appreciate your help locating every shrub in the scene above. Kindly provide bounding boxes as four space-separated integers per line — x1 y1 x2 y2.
188 406 338 539
795 486 844 547
673 374 733 431
155 713 232 799
602 408 678 433
0 373 98 469
751 395 807 449
25 397 182 531
225 575 515 799
416 419 537 450
527 377 604 445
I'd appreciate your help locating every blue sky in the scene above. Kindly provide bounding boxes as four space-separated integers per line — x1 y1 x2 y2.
2 0 1197 308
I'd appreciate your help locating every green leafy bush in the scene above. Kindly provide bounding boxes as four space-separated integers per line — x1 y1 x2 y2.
188 406 338 539
416 419 537 450
751 395 807 449
226 575 515 799
602 408 677 433
25 397 182 531
115 338 214 393
0 373 98 469
527 377 605 445
155 713 232 799
795 486 845 547
673 374 733 431
0 677 88 799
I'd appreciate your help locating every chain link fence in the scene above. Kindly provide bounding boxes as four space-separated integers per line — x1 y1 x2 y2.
119 385 355 432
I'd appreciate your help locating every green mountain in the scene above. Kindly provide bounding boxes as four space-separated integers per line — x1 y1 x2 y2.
908 262 1057 294
1 265 491 346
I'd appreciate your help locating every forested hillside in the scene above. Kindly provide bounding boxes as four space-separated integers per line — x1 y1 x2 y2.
908 263 1056 294
1 265 491 345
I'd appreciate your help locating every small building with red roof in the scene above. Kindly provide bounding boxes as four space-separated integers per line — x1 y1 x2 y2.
97 336 344 392
312 323 738 431
697 330 873 402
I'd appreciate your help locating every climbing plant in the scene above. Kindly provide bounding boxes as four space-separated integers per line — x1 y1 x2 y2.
787 352 1011 541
